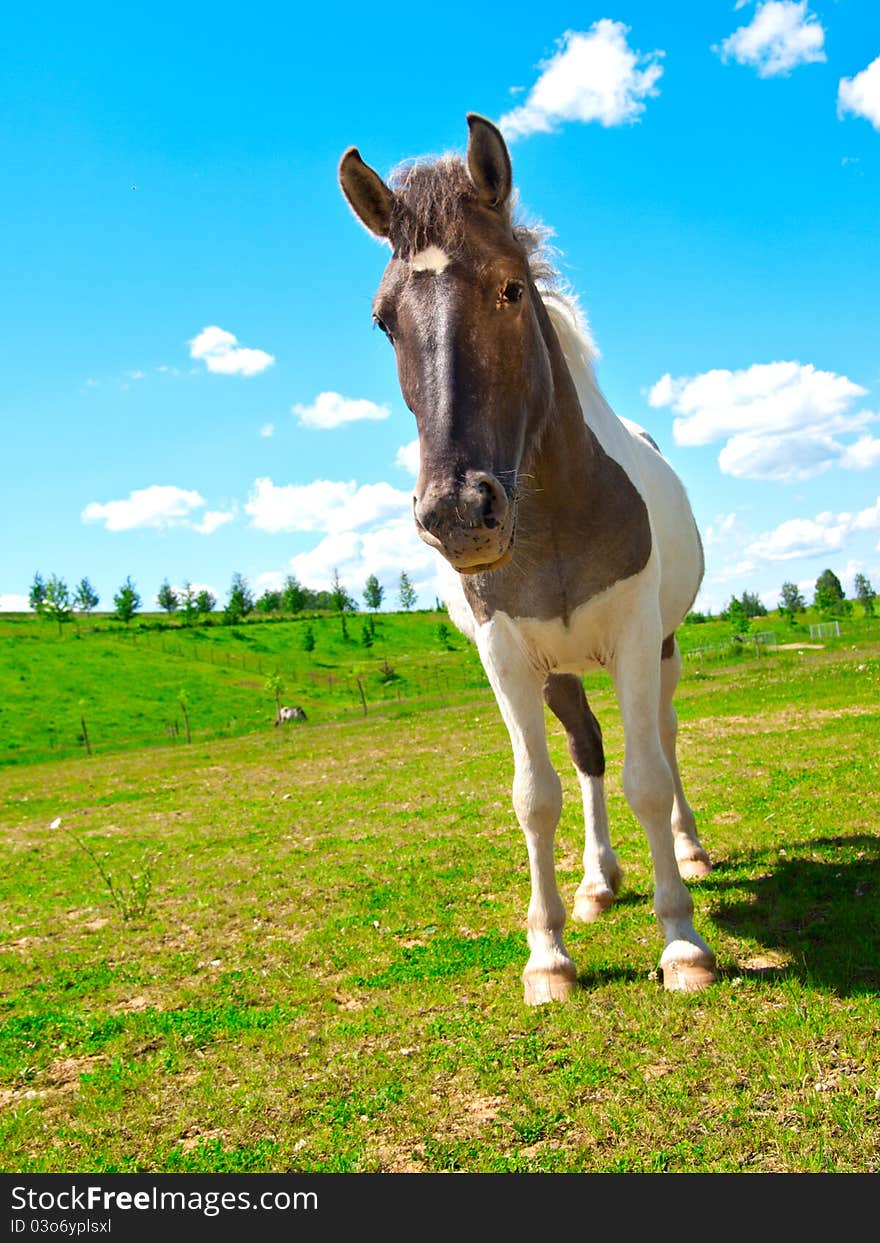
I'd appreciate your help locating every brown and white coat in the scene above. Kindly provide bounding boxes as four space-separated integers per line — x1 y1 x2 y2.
339 115 714 1004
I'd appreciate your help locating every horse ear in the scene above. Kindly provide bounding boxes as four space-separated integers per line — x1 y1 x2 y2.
338 147 394 239
465 113 512 209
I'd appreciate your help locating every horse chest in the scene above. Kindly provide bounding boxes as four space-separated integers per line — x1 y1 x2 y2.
460 450 653 630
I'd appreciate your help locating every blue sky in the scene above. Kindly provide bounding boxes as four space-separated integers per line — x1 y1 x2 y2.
2 0 878 614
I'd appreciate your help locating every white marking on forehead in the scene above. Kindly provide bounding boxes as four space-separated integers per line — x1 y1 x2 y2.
410 245 450 274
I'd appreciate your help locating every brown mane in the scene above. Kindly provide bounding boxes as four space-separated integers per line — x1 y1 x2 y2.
387 155 558 289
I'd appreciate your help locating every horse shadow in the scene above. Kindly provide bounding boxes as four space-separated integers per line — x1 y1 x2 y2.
572 835 878 995
704 833 879 996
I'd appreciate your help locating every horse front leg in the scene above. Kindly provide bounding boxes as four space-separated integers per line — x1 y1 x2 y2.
611 622 716 993
478 628 576 1005
543 674 622 922
660 638 712 879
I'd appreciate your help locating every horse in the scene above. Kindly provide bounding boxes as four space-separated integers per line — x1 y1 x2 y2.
338 114 715 1005
275 705 307 726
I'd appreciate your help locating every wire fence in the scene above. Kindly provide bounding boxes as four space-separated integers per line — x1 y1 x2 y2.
684 630 778 661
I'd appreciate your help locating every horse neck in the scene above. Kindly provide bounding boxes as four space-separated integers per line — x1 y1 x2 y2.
525 297 601 500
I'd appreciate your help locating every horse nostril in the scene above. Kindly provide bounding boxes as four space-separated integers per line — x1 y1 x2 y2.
479 484 498 528
475 475 507 530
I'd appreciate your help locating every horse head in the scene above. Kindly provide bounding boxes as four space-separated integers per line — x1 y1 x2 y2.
339 115 557 575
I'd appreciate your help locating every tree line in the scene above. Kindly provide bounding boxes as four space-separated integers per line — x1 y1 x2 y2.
686 568 876 631
26 567 422 633
29 563 874 638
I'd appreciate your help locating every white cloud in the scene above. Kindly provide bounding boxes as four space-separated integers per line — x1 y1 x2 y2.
189 326 275 377
193 509 236 536
498 20 664 139
395 439 420 475
82 485 206 532
649 361 875 481
705 557 757 584
127 370 146 381
718 432 842 482
840 435 880 472
0 594 31 612
287 516 442 606
746 498 880 561
715 1 826 77
838 55 880 131
245 477 411 535
292 391 390 429
704 512 739 545
260 422 275 438
176 580 218 596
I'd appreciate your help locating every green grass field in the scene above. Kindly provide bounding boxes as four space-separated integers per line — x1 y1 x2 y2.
2 605 874 769
0 610 490 767
1 613 878 1172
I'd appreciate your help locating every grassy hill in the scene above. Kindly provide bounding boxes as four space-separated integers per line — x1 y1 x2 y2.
1 603 875 768
0 609 489 767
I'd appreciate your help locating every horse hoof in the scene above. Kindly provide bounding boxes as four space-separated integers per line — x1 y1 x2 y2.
572 889 614 923
677 854 712 881
523 963 577 1005
660 952 716 993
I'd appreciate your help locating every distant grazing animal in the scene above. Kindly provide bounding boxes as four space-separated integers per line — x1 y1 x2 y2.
275 705 307 726
339 114 714 1005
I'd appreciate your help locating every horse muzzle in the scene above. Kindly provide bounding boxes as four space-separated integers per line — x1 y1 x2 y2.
413 470 516 574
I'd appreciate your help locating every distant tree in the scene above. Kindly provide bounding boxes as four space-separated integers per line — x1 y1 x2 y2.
740 590 767 618
29 572 47 613
814 568 851 617
265 673 285 717
854 572 876 618
179 582 198 626
195 588 216 617
779 581 806 619
42 574 73 636
437 621 453 650
398 570 417 612
727 595 751 639
302 625 316 653
330 568 356 613
157 579 179 614
363 574 384 613
360 622 373 648
224 572 254 624
256 589 283 614
113 576 141 624
282 575 305 614
73 577 99 615
684 611 708 624
178 688 191 744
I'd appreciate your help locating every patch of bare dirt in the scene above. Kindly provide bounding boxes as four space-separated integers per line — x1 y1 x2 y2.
1 1055 108 1108
177 1127 228 1153
373 1142 427 1172
738 951 792 974
693 703 876 740
112 994 157 1013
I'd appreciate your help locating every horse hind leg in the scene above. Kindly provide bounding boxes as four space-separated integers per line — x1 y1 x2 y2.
660 638 711 880
543 674 623 923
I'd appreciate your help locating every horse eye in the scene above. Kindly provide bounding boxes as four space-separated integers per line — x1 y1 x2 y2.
500 280 524 305
372 315 393 341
